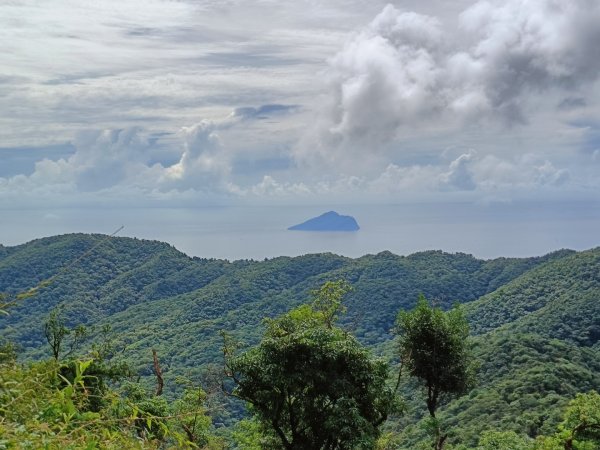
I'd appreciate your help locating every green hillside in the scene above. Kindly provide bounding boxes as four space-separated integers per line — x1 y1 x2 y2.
1 235 561 368
1 234 598 448
397 248 600 447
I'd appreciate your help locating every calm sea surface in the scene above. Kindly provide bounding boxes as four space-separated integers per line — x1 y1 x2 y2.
1 202 598 260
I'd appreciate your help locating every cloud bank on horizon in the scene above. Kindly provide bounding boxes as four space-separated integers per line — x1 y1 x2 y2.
1 0 599 206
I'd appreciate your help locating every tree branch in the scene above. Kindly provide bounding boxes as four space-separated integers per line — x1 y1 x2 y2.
152 349 164 396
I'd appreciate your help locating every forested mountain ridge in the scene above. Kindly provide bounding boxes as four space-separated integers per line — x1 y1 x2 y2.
0 234 235 351
0 234 570 359
1 234 598 448
466 247 599 340
400 247 600 447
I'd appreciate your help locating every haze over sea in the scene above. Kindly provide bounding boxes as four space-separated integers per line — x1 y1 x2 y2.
2 201 598 261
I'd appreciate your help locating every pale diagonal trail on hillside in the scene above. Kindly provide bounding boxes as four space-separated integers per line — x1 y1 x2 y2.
15 226 125 301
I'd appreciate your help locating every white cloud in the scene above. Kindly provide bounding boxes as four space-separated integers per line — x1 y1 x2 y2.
297 0 600 166
0 120 578 206
243 151 572 203
160 122 232 192
0 129 151 196
0 123 240 198
459 0 600 118
439 152 477 191
250 175 311 197
369 164 438 194
0 0 598 206
367 152 571 195
0 0 366 147
473 154 570 189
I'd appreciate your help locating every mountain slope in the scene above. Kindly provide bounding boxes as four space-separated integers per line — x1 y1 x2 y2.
396 248 600 447
466 247 600 345
0 234 233 350
3 235 569 381
1 234 597 445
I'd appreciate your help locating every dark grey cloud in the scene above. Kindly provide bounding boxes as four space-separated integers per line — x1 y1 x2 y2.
122 24 228 45
125 26 164 37
557 97 587 111
42 71 119 86
199 51 306 68
0 75 31 85
232 104 300 120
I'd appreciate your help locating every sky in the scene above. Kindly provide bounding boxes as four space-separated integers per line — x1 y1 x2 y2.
1 0 600 210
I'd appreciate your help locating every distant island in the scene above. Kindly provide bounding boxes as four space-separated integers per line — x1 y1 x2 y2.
288 211 360 232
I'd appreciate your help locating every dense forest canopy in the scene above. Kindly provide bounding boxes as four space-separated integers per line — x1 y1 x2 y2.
1 234 598 448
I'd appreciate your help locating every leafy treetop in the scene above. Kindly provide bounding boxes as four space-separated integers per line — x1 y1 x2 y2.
224 280 398 450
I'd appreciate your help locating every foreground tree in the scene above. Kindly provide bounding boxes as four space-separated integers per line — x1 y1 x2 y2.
224 280 398 450
557 390 600 450
396 295 475 449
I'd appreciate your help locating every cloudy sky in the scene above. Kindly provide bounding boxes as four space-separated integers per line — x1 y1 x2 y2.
1 0 600 208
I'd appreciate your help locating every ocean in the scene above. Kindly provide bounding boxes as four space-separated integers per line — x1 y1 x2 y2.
1 202 598 260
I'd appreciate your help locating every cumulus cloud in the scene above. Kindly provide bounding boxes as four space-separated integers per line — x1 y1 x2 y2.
250 175 311 196
365 152 570 196
1 0 596 205
160 121 233 192
439 153 477 191
0 122 240 198
472 154 570 189
0 120 571 203
69 129 151 191
298 0 600 165
244 151 571 202
457 0 600 119
369 164 438 194
0 129 153 194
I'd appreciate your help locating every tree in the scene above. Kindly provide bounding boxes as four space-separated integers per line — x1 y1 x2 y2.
558 391 600 450
44 308 68 360
224 280 397 450
396 294 475 449
310 279 351 328
43 308 86 361
477 430 532 450
43 314 130 412
170 378 217 448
